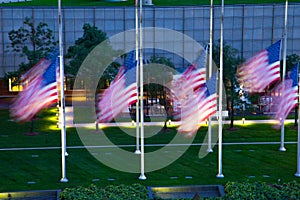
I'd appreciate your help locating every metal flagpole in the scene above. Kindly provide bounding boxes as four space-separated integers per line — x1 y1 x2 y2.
207 0 214 153
216 0 224 178
295 63 300 177
139 0 146 180
279 0 288 152
58 0 68 182
134 0 141 155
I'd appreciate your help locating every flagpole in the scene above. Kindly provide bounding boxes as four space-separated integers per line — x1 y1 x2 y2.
138 0 146 180
279 0 288 152
207 0 214 153
295 63 300 177
216 0 224 178
134 0 141 155
58 0 68 183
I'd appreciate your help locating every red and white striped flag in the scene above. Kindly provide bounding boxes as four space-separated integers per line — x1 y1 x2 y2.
238 40 282 93
10 57 59 122
173 48 207 109
272 64 299 123
178 72 218 136
96 51 137 123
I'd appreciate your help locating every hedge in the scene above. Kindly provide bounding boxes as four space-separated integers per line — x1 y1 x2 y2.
59 183 148 200
60 181 300 200
224 181 300 200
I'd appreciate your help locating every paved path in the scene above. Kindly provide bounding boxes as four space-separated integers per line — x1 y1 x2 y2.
0 141 297 152
0 106 297 152
65 106 294 127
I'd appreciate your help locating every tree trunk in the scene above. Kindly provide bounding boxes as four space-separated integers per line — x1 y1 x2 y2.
30 119 34 133
230 98 234 129
230 83 235 129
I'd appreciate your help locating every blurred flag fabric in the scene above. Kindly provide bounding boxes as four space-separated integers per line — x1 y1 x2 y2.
237 40 282 93
10 53 59 123
272 63 299 123
97 51 138 122
173 48 207 120
178 72 218 136
175 47 207 99
21 59 53 85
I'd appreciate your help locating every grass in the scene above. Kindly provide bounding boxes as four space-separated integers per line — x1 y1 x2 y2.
1 0 299 6
0 108 300 192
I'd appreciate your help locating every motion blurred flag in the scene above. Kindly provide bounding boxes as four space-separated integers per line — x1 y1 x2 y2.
238 40 282 93
21 59 53 85
10 55 59 122
273 63 299 122
97 51 138 122
198 71 218 123
174 47 207 100
178 72 218 136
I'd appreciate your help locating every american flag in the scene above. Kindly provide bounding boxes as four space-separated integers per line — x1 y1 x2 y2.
238 40 282 93
273 63 299 122
22 48 60 85
174 47 207 101
21 59 53 85
178 72 218 136
97 51 138 122
10 57 59 122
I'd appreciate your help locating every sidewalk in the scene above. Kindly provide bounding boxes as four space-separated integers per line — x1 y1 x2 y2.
64 106 294 128
1 99 294 127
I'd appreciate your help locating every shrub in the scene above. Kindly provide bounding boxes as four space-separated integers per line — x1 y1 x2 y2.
224 181 300 200
60 183 148 200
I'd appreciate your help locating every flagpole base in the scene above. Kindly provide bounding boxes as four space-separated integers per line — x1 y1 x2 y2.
206 148 213 153
295 172 300 177
134 150 141 154
60 177 68 182
216 174 224 178
139 174 147 180
279 146 286 152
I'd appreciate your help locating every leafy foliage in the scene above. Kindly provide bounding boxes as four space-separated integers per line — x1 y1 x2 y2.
59 181 300 200
224 181 300 200
65 23 120 89
5 17 57 82
60 183 148 200
150 55 175 69
146 55 175 119
286 54 300 71
65 24 108 76
212 41 244 127
146 55 175 97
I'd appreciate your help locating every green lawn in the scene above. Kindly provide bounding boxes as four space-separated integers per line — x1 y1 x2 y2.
0 108 300 192
1 0 299 6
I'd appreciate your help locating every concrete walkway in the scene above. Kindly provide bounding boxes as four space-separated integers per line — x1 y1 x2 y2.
65 106 294 128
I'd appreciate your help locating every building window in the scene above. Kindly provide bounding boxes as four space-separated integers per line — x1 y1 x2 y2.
8 78 23 92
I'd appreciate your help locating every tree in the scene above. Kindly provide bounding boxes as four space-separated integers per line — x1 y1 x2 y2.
212 42 244 129
286 54 300 71
146 55 175 130
65 23 120 89
6 17 57 83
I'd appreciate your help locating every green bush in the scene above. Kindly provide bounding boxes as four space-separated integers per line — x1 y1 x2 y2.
224 181 300 200
60 183 148 200
60 181 300 200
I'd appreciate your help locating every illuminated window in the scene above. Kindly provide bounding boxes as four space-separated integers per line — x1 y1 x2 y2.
8 78 23 92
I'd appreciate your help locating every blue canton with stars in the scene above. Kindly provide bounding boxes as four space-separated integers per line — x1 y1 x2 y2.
266 40 281 64
205 71 218 97
41 58 58 87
